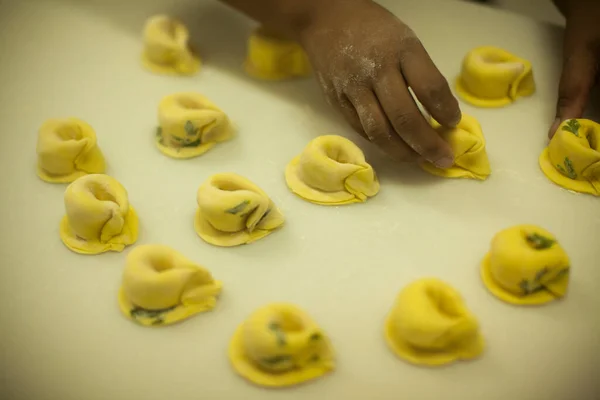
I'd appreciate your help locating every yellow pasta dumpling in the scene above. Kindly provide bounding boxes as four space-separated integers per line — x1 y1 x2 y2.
456 46 535 108
245 28 311 80
419 114 491 180
481 225 570 306
194 173 284 247
141 15 200 76
119 244 222 326
36 118 105 183
385 278 484 367
285 135 380 205
59 174 138 254
229 303 335 387
539 119 600 196
156 92 233 159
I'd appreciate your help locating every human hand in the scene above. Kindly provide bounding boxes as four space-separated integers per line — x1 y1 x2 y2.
550 0 600 137
298 0 461 168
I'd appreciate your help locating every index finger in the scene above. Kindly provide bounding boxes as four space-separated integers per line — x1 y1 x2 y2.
400 36 462 128
551 21 600 137
343 88 418 162
374 68 455 169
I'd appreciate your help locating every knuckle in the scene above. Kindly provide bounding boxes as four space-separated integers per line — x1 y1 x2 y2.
557 76 587 100
422 80 452 106
556 92 580 108
556 96 572 112
363 119 388 143
391 111 418 132
420 142 445 158
353 104 388 142
324 93 335 107
555 93 586 117
400 34 422 52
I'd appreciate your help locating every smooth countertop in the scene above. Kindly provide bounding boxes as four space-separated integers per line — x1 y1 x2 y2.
0 1 598 399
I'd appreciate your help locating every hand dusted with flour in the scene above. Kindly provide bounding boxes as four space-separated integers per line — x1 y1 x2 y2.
221 0 461 168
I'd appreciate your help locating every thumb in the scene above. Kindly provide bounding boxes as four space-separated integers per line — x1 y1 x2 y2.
550 22 599 138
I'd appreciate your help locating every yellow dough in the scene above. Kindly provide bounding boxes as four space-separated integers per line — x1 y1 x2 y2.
119 244 222 326
36 118 106 183
419 114 491 180
481 225 570 306
229 303 335 387
456 46 535 108
141 15 200 76
539 119 600 196
194 173 284 247
59 174 138 254
245 28 311 80
285 135 380 205
156 92 233 159
384 278 484 367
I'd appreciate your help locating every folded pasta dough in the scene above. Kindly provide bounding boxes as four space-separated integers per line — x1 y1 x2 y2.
156 92 233 159
420 114 491 180
539 119 600 196
385 278 484 367
456 46 535 108
481 225 571 306
245 27 311 80
194 173 284 247
119 244 222 326
142 15 200 76
59 174 138 254
285 135 380 205
229 303 335 387
36 118 105 183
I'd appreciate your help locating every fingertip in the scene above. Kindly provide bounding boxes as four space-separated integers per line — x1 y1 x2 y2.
431 97 462 129
555 40 596 129
548 117 561 139
420 138 455 169
448 108 462 127
430 136 455 169
421 92 462 129
433 155 455 169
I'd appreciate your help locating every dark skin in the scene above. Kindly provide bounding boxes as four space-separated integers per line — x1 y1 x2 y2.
222 0 599 162
551 0 600 137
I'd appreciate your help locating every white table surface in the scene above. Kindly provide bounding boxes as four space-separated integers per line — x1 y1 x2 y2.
0 1 598 399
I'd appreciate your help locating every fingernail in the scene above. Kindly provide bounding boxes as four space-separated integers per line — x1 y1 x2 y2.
434 156 454 169
450 111 462 127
